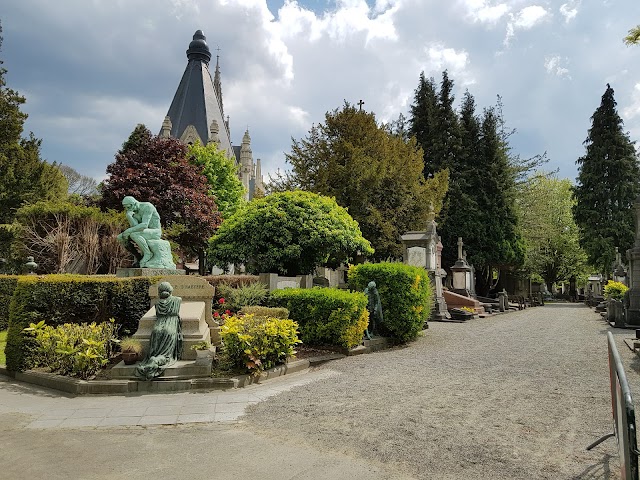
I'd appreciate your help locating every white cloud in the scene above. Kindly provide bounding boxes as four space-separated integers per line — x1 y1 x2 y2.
425 44 470 74
623 83 640 120
559 1 580 23
461 0 510 24
544 55 571 79
272 0 399 45
288 106 310 126
504 5 550 46
513 5 549 28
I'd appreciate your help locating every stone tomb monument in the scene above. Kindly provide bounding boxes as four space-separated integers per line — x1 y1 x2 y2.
401 209 449 322
133 276 219 359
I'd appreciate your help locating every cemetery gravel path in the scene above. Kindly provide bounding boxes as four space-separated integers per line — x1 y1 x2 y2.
240 303 639 479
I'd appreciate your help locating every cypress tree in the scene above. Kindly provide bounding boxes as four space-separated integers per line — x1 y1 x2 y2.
573 83 640 274
409 72 438 177
438 91 483 269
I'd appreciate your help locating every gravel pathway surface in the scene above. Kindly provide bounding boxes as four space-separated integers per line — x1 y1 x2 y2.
241 303 640 479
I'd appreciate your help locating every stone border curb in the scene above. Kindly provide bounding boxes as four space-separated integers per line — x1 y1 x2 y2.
0 338 394 395
0 360 314 394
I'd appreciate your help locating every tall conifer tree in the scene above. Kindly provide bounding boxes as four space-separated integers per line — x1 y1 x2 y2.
409 73 438 177
438 91 483 268
573 84 640 274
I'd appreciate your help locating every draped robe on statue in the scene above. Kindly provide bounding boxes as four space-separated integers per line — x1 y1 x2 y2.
135 294 183 380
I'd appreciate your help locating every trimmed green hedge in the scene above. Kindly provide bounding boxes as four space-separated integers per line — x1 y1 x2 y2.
0 276 19 330
348 262 432 342
5 274 158 371
239 306 289 319
204 275 260 289
269 287 368 349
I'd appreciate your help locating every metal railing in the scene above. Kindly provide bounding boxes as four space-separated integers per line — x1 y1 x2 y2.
587 332 639 479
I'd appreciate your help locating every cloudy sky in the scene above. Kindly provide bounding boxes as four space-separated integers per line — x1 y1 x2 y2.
2 0 639 183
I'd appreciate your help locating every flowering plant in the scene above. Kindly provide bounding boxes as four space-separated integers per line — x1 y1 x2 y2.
213 297 233 323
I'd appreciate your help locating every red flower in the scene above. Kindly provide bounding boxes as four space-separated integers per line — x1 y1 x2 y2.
225 309 231 315
218 298 225 304
213 311 220 318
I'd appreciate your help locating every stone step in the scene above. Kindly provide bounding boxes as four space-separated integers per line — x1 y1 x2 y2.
107 359 212 380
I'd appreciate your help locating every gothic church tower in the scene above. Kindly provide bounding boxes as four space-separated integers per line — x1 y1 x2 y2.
160 30 264 200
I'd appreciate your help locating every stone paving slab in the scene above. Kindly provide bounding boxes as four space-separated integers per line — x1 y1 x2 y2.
0 369 340 429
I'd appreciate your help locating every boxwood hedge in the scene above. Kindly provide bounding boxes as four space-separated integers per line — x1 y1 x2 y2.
5 274 158 371
348 262 432 342
269 287 368 349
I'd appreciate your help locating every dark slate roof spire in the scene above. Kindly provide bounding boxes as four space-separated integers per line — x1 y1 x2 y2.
186 30 212 64
162 30 233 156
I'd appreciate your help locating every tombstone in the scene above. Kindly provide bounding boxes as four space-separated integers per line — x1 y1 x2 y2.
450 237 473 297
259 273 313 291
497 289 508 312
613 247 628 286
136 276 219 352
401 208 449 321
464 250 477 298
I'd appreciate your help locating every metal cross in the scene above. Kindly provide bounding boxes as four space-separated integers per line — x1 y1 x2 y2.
358 99 365 111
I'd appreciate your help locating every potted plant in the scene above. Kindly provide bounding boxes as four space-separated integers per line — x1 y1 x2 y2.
119 337 143 365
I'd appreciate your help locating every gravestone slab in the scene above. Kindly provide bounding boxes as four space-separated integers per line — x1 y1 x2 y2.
134 301 211 360
150 276 219 344
150 276 215 322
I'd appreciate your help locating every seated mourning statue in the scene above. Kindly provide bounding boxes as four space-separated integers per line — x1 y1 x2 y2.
117 196 176 269
135 282 183 380
364 281 384 340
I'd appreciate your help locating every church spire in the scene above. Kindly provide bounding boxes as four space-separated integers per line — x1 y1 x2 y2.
214 48 225 122
186 30 211 64
162 30 233 155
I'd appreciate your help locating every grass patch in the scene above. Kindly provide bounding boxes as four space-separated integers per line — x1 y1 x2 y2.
0 330 6 366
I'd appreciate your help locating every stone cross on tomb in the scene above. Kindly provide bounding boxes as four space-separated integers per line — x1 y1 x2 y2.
457 237 464 261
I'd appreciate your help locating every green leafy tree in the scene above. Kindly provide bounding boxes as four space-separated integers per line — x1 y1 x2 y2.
100 125 221 272
573 84 640 274
0 22 67 225
518 173 588 291
188 142 244 219
271 103 449 260
209 190 374 276
624 25 640 45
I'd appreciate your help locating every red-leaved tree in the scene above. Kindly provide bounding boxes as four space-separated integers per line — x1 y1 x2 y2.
100 125 221 273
